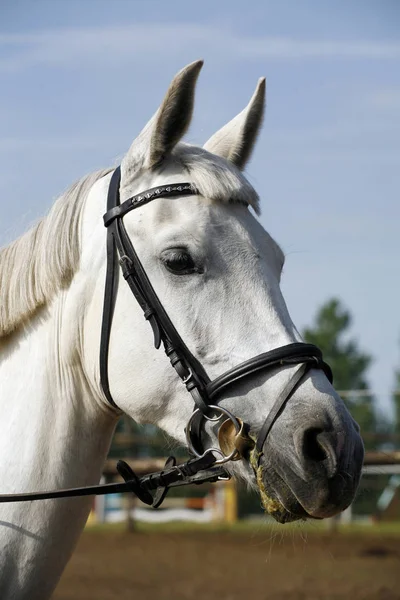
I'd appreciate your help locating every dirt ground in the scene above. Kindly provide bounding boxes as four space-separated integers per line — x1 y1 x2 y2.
54 526 400 600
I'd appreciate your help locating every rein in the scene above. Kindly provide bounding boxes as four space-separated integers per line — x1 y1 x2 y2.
0 454 226 507
0 167 332 507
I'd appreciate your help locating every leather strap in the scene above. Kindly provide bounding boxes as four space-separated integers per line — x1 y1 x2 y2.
0 453 224 505
104 182 195 227
99 168 122 410
255 362 309 455
207 343 332 400
100 168 211 413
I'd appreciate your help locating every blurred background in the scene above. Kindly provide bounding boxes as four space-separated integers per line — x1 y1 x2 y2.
1 1 400 599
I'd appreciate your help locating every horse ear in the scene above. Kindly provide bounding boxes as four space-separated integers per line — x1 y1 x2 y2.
203 78 266 170
123 60 203 174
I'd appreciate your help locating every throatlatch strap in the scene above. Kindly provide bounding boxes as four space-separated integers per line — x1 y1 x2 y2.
99 168 122 410
100 167 211 413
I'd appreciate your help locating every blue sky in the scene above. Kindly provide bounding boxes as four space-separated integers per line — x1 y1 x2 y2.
1 1 399 416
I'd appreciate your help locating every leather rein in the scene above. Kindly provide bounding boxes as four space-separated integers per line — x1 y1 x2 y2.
0 167 332 507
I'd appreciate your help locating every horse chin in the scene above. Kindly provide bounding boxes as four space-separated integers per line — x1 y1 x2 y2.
250 450 313 524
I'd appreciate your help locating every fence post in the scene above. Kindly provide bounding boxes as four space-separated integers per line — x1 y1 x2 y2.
224 479 238 524
125 493 136 532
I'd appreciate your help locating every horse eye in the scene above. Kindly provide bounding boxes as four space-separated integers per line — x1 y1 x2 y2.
161 249 198 275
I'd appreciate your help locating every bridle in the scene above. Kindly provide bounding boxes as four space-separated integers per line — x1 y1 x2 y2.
0 167 332 507
99 168 332 478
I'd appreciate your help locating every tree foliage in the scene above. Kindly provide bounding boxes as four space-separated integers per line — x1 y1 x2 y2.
302 298 379 447
303 298 371 390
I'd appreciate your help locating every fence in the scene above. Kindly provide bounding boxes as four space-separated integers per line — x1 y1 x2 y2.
88 419 400 527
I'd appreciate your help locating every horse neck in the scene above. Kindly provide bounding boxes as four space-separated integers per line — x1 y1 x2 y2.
0 294 117 600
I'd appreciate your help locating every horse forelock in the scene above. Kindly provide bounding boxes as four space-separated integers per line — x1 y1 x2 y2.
169 144 260 215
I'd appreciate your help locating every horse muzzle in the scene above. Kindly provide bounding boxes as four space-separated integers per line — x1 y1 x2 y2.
252 418 365 522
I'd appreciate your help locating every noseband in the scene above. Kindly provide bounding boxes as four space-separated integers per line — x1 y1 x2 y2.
100 167 332 464
0 166 332 507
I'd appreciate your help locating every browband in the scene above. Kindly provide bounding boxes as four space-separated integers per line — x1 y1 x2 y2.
104 182 196 227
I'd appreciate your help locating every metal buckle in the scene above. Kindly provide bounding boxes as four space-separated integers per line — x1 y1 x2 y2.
182 368 194 386
185 405 242 465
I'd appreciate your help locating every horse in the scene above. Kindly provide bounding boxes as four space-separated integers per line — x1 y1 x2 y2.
0 60 364 599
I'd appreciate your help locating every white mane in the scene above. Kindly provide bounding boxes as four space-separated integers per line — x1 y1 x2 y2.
0 168 112 338
0 143 259 340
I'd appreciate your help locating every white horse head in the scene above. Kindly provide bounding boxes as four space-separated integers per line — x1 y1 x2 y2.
81 60 363 519
0 60 363 598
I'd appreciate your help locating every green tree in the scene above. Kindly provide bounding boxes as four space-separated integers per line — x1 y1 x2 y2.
302 298 378 448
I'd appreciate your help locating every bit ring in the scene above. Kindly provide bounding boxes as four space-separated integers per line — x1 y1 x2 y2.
186 405 241 465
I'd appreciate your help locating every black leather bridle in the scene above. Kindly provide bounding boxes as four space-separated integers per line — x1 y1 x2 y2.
100 167 332 461
0 167 332 507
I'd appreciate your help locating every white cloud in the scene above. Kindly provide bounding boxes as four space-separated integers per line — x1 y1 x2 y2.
0 24 399 72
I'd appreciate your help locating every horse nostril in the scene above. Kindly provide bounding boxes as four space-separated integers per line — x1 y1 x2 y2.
301 427 338 478
303 428 327 462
